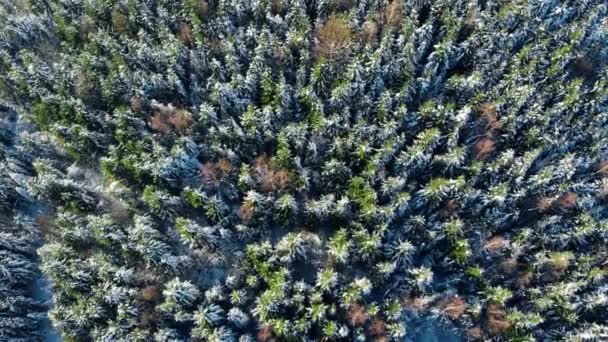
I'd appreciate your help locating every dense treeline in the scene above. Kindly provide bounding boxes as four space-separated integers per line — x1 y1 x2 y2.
0 103 49 340
1 0 608 340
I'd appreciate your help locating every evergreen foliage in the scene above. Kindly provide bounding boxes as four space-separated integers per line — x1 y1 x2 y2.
1 0 608 340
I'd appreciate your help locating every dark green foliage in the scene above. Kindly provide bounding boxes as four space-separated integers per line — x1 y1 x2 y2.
1 0 608 341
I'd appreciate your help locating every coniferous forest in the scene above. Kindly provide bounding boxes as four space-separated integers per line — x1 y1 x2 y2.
1 0 608 341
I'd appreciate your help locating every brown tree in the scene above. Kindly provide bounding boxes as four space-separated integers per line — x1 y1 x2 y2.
486 304 511 334
382 0 403 29
315 17 353 63
473 137 495 160
438 296 467 319
347 304 368 326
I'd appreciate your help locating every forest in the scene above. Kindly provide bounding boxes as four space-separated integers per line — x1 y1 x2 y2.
1 0 608 341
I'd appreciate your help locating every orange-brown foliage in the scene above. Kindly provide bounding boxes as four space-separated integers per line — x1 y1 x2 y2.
254 155 290 192
316 17 353 61
177 22 193 45
486 304 511 334
201 159 232 184
597 160 608 176
257 325 275 342
255 155 272 177
260 173 276 192
536 197 554 214
400 296 426 311
168 109 194 135
216 158 233 174
149 104 193 136
258 160 276 192
240 199 255 223
473 137 495 160
150 112 171 134
555 192 577 211
141 286 160 302
467 327 483 340
484 235 507 253
382 0 403 29
201 161 220 183
347 304 368 326
479 102 496 116
361 20 379 44
479 102 502 133
272 169 290 190
438 296 467 319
